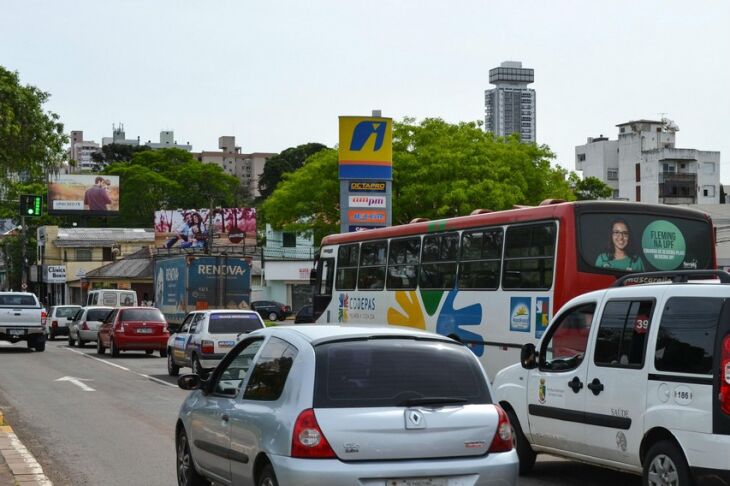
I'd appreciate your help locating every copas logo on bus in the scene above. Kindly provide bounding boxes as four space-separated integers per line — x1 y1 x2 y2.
338 294 349 323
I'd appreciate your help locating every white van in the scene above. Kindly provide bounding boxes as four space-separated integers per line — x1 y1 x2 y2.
86 290 138 308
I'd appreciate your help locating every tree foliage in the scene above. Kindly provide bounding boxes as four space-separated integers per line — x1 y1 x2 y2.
569 174 614 200
262 118 577 241
104 148 241 227
257 143 328 200
90 143 151 168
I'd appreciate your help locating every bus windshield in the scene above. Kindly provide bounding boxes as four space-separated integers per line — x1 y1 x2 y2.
578 213 712 273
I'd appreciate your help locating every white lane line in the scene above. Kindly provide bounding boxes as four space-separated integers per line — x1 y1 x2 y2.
64 347 177 388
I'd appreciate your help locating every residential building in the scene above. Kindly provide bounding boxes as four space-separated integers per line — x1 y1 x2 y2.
68 131 101 172
193 136 276 199
144 130 192 151
575 119 721 204
484 61 536 143
36 226 154 305
101 123 140 147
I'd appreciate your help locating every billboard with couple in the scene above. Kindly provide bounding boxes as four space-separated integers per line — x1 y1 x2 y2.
48 175 120 215
154 208 256 249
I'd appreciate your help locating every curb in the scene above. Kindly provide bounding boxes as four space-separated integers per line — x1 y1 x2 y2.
0 411 53 485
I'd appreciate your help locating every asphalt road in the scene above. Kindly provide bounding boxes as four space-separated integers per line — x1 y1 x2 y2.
0 339 642 486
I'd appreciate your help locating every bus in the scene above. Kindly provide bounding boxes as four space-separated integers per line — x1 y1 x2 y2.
311 200 716 379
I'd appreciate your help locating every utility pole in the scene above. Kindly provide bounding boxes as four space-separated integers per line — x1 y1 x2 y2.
20 215 27 291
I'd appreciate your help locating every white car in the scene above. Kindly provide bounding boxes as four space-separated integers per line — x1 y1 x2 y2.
46 305 81 340
167 310 265 376
493 270 730 486
68 306 113 348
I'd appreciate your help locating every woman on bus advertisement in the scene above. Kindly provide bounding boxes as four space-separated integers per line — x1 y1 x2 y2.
594 219 645 271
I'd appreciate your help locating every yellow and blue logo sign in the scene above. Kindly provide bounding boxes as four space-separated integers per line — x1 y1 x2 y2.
339 116 392 180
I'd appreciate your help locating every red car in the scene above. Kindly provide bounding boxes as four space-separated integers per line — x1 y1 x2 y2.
97 307 170 357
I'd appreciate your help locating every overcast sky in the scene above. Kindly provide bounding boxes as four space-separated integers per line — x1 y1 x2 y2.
2 1 729 181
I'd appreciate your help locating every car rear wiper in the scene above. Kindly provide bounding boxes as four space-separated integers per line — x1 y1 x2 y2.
399 397 468 407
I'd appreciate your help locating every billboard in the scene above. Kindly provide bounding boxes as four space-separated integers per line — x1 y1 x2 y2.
154 208 256 249
338 116 393 180
48 175 120 215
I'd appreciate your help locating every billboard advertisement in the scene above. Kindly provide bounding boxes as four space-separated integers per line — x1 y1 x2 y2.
154 208 256 249
338 116 393 180
48 174 120 215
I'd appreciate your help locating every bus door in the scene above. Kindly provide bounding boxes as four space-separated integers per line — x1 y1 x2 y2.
313 257 334 322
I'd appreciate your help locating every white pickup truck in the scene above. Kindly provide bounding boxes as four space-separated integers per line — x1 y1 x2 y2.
0 292 47 351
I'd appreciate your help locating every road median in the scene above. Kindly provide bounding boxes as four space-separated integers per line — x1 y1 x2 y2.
0 411 53 485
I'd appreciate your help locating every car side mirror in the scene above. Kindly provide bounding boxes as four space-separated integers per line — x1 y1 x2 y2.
177 374 202 391
521 343 538 369
309 268 318 286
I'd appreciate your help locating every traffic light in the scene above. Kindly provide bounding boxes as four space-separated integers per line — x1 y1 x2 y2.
19 194 43 217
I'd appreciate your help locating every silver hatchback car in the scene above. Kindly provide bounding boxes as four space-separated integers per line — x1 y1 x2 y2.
175 325 518 486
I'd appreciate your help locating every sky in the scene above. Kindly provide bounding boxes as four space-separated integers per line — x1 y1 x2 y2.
2 0 729 180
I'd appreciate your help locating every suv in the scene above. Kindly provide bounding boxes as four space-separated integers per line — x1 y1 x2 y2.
46 305 81 340
250 300 291 321
167 310 264 376
0 292 46 351
494 270 730 485
175 325 518 486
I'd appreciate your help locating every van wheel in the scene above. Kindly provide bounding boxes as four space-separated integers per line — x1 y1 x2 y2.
643 440 691 486
505 408 536 475
167 351 180 376
191 355 203 376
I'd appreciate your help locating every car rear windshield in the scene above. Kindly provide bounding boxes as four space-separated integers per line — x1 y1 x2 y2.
314 339 491 408
87 309 112 321
56 307 81 318
120 309 165 321
208 313 263 333
0 295 37 307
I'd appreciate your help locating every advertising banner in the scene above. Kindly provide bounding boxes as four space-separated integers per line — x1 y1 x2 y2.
154 208 256 249
349 181 386 192
348 209 387 225
48 175 120 215
338 116 393 180
45 265 66 283
348 195 386 208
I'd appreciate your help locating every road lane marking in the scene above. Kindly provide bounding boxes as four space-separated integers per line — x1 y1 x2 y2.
55 376 95 392
64 347 178 388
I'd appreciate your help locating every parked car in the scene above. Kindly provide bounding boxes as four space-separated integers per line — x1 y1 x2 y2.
68 306 113 348
97 307 170 357
86 289 138 307
167 310 265 376
46 305 81 340
294 304 314 324
250 300 291 321
494 270 730 485
0 292 46 352
175 325 518 486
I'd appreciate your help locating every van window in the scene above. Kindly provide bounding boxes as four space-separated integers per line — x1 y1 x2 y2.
594 300 654 368
541 303 596 371
655 297 722 375
102 292 118 306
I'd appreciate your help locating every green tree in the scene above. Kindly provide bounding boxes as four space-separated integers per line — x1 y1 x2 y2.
0 66 67 212
257 143 328 200
262 118 576 242
570 174 614 200
104 148 241 227
90 143 151 169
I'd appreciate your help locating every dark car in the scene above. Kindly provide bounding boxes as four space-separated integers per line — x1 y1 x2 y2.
294 304 314 324
250 300 291 321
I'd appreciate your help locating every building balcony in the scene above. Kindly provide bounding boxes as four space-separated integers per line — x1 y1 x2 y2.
658 172 696 184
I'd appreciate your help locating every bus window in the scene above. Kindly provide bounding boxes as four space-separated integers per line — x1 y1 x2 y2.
420 233 459 290
459 228 503 290
502 223 555 290
387 237 421 290
318 258 334 296
358 241 387 290
336 244 359 290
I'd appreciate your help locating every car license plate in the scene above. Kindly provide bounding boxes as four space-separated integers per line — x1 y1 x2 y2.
137 328 153 334
8 329 25 337
388 480 448 486
218 340 235 348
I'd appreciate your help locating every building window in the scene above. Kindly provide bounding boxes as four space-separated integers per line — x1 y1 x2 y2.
607 169 618 181
620 127 626 133
102 247 113 261
703 162 716 174
635 163 640 182
612 189 620 199
703 186 716 197
636 186 641 202
577 153 586 162
282 232 296 248
76 249 92 261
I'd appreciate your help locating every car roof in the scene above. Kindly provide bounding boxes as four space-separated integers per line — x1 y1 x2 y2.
83 306 115 310
253 324 455 346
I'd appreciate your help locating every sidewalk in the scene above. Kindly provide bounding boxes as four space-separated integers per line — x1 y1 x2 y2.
0 411 52 485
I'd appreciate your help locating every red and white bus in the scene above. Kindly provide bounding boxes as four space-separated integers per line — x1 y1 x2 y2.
311 201 716 378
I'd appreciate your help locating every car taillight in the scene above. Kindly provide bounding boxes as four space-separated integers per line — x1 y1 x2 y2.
81 321 89 330
41 311 47 327
291 409 336 459
720 335 730 415
488 405 513 453
52 320 58 328
201 340 214 354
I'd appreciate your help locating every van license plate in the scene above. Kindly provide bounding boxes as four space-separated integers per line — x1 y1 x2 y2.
388 480 447 486
8 329 25 336
137 328 153 334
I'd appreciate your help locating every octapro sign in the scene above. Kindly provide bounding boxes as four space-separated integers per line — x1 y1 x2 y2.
46 265 67 283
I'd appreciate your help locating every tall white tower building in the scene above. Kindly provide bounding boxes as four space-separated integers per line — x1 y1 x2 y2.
484 61 536 143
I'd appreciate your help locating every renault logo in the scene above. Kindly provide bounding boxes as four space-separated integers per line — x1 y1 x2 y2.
405 409 426 429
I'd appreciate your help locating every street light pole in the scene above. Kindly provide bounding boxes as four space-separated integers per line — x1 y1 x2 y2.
20 215 27 291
